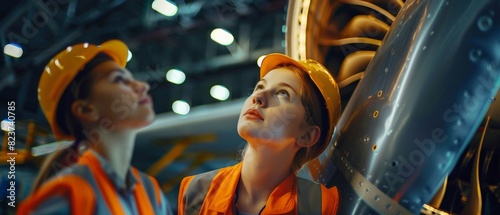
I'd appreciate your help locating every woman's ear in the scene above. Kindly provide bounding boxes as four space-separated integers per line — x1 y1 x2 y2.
71 100 99 122
297 125 321 148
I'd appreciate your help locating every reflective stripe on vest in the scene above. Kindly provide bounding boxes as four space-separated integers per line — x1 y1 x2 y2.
19 152 163 214
183 172 322 215
78 151 161 215
297 177 322 215
184 169 220 214
18 175 96 215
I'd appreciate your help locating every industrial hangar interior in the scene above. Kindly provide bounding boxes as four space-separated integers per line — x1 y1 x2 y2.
1 0 499 214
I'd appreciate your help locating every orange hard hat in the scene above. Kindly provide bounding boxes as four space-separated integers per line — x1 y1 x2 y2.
37 40 129 140
259 53 342 154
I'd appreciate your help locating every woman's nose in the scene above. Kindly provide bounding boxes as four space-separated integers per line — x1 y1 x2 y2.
134 81 150 95
252 92 265 106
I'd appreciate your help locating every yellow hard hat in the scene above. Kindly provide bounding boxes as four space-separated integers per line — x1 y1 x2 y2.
260 53 341 154
37 40 129 140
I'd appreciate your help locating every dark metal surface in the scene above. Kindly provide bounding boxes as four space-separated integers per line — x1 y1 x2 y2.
299 0 500 214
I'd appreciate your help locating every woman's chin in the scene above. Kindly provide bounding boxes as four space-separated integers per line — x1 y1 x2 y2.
138 117 155 128
116 117 155 130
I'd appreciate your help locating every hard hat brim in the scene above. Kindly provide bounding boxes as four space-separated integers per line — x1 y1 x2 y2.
99 40 129 68
260 53 309 79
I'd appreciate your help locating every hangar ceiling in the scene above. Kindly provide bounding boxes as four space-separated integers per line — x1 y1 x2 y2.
0 0 287 123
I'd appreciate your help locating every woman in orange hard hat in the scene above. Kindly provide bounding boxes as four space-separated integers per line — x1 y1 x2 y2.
178 53 342 215
18 40 173 214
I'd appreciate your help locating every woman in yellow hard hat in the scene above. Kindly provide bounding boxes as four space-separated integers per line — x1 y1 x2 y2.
18 40 173 214
178 53 342 215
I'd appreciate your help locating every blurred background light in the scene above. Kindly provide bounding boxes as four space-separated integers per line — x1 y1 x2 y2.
127 50 133 62
152 0 178 17
166 69 186 84
210 28 234 46
210 85 230 101
1 119 14 131
172 100 190 115
257 55 266 67
4 43 23 58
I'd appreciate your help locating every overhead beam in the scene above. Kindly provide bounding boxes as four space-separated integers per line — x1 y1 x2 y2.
133 46 282 83
133 10 285 82
32 28 83 65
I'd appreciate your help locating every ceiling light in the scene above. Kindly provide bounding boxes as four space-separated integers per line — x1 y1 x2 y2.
127 50 132 62
210 28 234 46
1 119 14 131
257 55 266 67
166 69 186 84
4 43 23 58
172 100 190 115
210 85 230 101
152 0 178 17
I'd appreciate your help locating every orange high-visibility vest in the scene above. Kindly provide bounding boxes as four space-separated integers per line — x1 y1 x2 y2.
18 151 163 215
178 162 339 215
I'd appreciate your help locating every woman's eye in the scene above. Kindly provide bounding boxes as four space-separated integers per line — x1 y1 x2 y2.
114 76 130 83
254 84 264 91
277 89 290 99
114 76 124 82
